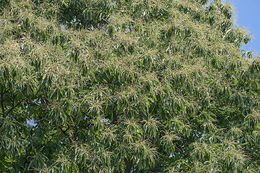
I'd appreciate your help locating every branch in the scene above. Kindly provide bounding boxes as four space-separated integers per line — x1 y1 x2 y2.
112 103 118 124
41 97 51 110
112 109 117 124
124 158 133 173
59 126 78 145
36 117 50 123
144 166 165 173
0 90 5 117
5 100 23 116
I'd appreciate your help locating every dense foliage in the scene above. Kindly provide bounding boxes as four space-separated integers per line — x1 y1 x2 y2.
0 0 259 172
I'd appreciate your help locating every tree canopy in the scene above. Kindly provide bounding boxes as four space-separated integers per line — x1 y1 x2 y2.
0 0 259 172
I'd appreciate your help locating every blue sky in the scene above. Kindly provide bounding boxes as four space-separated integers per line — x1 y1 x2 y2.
227 0 260 54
